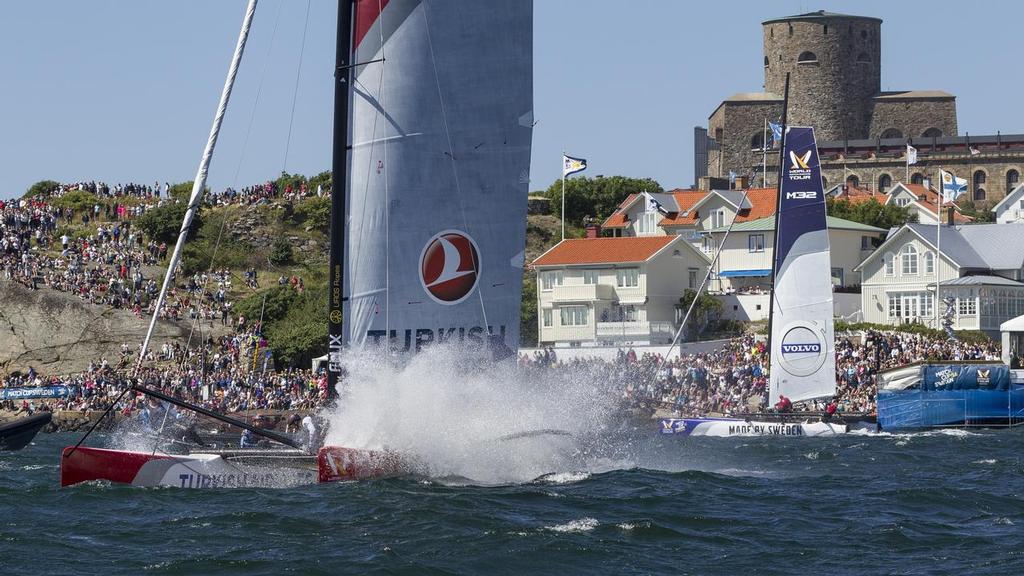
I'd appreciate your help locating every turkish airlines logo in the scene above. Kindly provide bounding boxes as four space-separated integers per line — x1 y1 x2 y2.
420 230 480 304
789 150 812 170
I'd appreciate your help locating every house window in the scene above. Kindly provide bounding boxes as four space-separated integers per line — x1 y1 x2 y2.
831 267 844 286
616 304 638 322
542 309 553 327
560 306 588 326
702 236 717 254
583 270 599 285
1007 169 1020 193
958 294 977 316
846 175 860 188
711 210 725 229
888 294 902 318
540 270 563 291
635 212 659 236
688 268 698 289
616 268 639 288
748 234 765 253
923 251 935 275
878 174 892 192
975 188 986 202
911 173 924 185
895 196 911 207
861 236 872 250
973 170 987 201
884 252 895 276
900 245 918 275
920 292 934 318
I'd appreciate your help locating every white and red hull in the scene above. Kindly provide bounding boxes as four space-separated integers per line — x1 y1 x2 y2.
61 446 316 488
316 446 410 482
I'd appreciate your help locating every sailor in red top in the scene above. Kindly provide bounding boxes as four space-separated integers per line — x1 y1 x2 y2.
775 394 793 413
823 398 839 422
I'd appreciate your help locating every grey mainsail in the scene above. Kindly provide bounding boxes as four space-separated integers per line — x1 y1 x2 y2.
343 0 533 353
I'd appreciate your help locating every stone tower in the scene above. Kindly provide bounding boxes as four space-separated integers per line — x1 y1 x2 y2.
762 11 881 141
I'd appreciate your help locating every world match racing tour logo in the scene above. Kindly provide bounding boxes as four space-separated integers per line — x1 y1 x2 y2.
784 146 818 200
364 230 507 352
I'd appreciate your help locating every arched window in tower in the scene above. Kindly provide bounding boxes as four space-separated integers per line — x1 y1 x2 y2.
823 24 828 35
751 132 766 151
857 52 872 64
788 24 793 37
922 128 943 138
797 51 818 64
911 173 924 185
846 174 860 188
1007 169 1020 192
764 56 769 68
974 171 987 201
880 128 902 139
879 174 893 192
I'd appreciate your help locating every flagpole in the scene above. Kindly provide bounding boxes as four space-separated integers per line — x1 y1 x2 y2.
762 118 768 187
905 142 910 183
935 169 941 329
561 154 566 241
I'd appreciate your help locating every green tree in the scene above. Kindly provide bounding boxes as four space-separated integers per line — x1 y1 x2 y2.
137 201 202 244
167 181 208 200
308 170 332 194
826 198 915 229
24 179 60 198
269 238 294 266
955 198 996 223
520 275 538 347
678 288 723 339
274 171 307 195
291 195 331 234
542 175 663 228
49 190 96 213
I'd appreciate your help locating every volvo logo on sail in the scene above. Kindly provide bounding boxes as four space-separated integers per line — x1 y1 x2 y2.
776 321 827 377
420 230 481 304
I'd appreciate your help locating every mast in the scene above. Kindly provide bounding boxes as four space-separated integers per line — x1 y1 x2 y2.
137 0 258 371
327 0 354 399
765 73 790 357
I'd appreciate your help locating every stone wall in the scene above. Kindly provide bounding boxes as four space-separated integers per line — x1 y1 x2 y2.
763 14 881 140
821 155 1024 206
708 100 782 180
869 97 958 139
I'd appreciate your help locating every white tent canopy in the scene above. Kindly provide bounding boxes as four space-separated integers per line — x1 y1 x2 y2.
1000 314 1024 365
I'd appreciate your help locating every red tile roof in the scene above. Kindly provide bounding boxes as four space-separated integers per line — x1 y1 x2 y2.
533 236 677 266
896 183 974 223
601 193 638 229
658 189 708 227
833 184 887 205
601 187 781 230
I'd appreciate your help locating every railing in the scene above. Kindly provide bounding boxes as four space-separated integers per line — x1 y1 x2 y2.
551 284 614 303
595 321 675 341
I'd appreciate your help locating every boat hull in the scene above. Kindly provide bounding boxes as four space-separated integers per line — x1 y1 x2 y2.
317 446 410 482
660 417 849 437
60 446 317 488
0 413 52 451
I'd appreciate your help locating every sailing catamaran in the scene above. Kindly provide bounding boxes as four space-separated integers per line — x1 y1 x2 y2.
661 122 856 437
60 0 534 487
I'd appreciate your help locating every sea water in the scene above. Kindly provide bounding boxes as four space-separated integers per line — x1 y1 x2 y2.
5 348 1024 575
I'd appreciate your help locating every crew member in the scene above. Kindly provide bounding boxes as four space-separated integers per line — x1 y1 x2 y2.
774 394 792 413
823 398 838 422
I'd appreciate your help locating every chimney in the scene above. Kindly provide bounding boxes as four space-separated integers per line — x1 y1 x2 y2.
947 206 955 226
585 224 602 238
734 175 749 190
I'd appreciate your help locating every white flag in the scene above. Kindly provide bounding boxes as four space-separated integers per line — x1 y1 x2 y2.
906 144 918 166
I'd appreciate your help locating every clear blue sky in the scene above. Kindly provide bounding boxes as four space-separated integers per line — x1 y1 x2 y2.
3 1 1023 200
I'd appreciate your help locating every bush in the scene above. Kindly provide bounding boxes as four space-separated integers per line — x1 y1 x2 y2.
520 275 537 347
24 179 60 198
50 190 97 213
832 320 992 343
291 196 331 234
269 238 294 266
137 201 201 244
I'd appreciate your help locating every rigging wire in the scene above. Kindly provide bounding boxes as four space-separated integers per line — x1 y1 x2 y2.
282 0 313 173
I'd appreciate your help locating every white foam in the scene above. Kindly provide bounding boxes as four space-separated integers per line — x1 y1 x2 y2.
973 459 998 465
546 517 599 533
323 345 623 485
536 471 590 485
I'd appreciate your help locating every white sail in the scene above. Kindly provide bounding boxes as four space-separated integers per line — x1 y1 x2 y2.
768 126 836 404
343 0 533 353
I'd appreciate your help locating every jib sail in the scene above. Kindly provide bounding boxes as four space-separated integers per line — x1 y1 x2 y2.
768 126 836 403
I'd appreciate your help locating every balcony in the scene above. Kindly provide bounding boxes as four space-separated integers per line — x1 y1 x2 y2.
551 283 615 303
595 321 676 343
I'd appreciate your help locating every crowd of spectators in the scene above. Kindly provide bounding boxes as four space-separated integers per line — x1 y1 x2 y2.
519 330 1002 418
